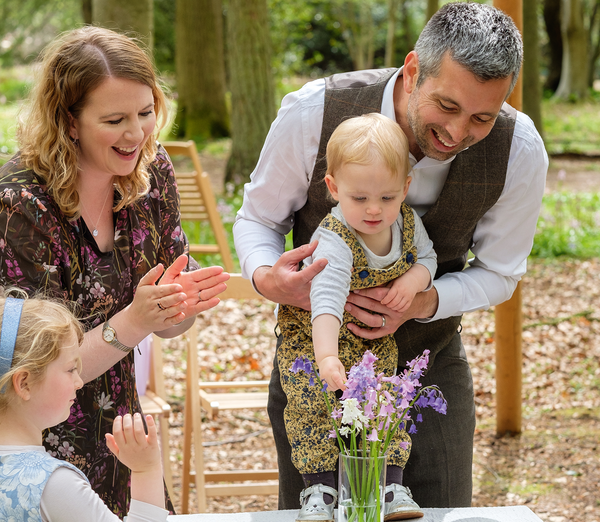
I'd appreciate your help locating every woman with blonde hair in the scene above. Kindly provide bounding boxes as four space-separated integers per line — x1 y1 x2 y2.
0 26 229 515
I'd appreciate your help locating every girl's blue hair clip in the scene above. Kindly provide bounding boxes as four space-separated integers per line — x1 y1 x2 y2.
0 297 25 378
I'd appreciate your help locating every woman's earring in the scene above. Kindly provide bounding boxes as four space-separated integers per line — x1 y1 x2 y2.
72 137 79 147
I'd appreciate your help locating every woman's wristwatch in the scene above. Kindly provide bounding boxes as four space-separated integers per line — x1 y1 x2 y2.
102 320 136 353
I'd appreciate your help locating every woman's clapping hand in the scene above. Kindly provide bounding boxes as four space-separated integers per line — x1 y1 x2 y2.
159 254 230 316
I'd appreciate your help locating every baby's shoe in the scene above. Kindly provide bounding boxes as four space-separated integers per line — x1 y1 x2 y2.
296 483 338 522
384 484 424 520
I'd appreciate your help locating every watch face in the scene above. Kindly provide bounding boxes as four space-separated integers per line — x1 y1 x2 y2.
103 327 115 343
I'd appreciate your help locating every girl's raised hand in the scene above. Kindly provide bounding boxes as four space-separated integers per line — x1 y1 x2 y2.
105 413 161 474
106 413 166 509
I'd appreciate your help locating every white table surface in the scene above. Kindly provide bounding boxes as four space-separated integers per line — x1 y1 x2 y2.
169 506 542 522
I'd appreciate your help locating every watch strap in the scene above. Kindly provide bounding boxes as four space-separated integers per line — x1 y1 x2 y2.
103 320 135 353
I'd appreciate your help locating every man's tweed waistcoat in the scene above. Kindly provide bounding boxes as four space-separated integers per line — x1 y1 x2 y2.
292 68 517 366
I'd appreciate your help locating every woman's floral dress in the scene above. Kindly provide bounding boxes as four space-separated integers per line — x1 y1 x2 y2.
0 145 189 516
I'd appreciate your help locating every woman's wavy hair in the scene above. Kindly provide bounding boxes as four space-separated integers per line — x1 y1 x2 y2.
17 26 170 217
0 288 84 414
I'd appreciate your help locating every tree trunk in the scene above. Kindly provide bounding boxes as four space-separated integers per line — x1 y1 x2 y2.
385 0 398 67
82 0 92 24
173 0 229 141
225 0 275 186
588 0 600 87
543 0 563 92
426 0 439 22
554 0 589 100
523 0 544 136
401 0 414 53
92 0 153 50
333 0 377 70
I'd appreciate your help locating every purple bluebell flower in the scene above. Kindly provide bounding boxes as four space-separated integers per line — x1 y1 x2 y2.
341 351 379 401
290 356 313 375
367 430 380 442
415 395 429 409
430 395 447 415
311 349 446 461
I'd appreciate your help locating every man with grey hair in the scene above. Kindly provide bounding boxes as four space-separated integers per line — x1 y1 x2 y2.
234 1 548 514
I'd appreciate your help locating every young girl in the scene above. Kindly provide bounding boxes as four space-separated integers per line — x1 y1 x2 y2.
0 291 168 521
278 113 437 521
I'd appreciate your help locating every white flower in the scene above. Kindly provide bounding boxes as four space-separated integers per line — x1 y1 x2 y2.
57 442 75 458
0 491 26 520
42 263 57 273
97 392 114 410
0 451 60 512
45 433 59 447
340 398 369 431
90 282 105 298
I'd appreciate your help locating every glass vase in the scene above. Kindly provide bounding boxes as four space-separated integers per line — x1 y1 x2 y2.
338 451 387 522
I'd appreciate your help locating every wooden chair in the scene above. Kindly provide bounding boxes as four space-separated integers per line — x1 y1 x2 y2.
139 335 174 494
162 140 235 272
181 275 278 513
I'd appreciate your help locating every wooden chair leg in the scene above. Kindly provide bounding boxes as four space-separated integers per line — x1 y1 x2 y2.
182 351 193 514
188 321 208 512
182 321 208 513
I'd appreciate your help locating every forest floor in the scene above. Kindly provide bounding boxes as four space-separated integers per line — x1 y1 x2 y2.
158 155 600 520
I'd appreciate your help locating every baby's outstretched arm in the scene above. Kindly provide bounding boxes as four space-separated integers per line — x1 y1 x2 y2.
380 264 431 312
106 413 165 509
313 314 347 391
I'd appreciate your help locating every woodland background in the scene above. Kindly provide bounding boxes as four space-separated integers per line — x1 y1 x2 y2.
0 0 599 520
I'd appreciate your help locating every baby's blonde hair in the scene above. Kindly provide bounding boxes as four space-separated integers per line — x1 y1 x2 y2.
0 289 83 413
326 113 411 182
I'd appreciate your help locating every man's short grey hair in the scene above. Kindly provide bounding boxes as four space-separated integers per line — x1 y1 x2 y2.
414 2 523 96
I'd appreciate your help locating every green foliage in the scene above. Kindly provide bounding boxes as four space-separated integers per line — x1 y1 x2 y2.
531 192 600 258
0 103 21 164
268 0 425 78
0 77 30 103
268 0 353 77
153 0 176 74
542 98 600 155
0 0 82 67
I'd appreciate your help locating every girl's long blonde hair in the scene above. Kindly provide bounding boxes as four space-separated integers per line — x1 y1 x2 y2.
0 289 83 414
17 26 170 217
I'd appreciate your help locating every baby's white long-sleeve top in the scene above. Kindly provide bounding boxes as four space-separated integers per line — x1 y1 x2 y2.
306 204 437 324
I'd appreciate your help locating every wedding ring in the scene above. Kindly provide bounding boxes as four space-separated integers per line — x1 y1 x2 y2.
157 301 166 311
198 291 203 302
380 315 386 328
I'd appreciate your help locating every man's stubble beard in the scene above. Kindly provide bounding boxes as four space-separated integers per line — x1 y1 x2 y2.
406 88 473 162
